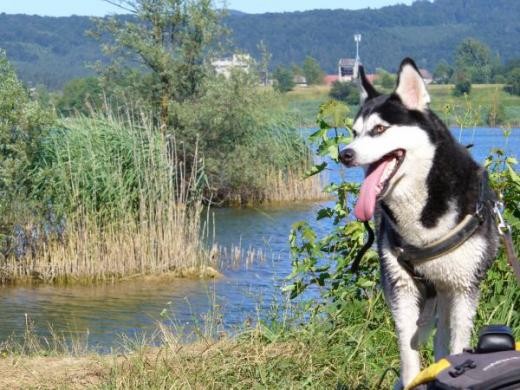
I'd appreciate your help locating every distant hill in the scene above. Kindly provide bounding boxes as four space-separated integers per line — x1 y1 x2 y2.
1 0 519 89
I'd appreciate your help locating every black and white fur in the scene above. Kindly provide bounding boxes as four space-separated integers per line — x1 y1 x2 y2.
340 58 498 388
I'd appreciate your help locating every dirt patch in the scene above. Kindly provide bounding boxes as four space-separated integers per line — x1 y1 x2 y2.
0 355 106 389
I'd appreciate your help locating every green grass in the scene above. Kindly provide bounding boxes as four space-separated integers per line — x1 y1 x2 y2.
283 85 331 127
1 256 517 389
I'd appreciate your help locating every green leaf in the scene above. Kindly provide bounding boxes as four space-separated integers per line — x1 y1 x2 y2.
304 162 327 178
317 207 334 220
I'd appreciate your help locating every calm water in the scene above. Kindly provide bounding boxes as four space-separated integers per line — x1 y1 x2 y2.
0 128 518 350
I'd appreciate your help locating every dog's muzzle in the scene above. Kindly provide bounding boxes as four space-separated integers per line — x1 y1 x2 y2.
339 148 356 167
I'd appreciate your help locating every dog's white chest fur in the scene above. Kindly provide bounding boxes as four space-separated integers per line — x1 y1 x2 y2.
381 157 487 290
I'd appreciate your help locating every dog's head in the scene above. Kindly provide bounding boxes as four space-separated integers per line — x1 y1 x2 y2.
340 58 438 221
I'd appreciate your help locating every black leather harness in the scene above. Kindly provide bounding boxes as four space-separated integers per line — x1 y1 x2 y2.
351 169 520 290
384 169 492 297
351 169 494 297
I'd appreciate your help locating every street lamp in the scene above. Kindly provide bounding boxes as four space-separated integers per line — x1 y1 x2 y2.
354 34 362 79
354 34 361 61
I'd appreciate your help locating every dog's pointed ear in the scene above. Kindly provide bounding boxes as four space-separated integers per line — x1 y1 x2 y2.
394 58 430 111
358 65 379 104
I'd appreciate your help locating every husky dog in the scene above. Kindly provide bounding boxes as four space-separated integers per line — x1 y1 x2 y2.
339 58 498 388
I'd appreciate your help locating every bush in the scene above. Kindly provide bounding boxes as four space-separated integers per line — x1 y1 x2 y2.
504 67 520 96
0 51 54 229
303 56 324 85
175 71 307 204
329 81 360 105
453 76 472 96
56 77 104 116
273 66 295 93
374 68 396 90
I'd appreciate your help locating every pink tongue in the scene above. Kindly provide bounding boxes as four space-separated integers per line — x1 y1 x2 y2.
354 159 391 221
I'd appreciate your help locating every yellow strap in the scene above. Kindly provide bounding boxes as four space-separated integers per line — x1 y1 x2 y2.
405 358 451 390
516 342 520 351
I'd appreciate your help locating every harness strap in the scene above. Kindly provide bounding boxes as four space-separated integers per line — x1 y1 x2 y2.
397 214 482 264
499 222 520 283
382 169 491 298
394 169 490 265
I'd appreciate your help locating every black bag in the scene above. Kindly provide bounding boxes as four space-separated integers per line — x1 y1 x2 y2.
429 349 520 389
408 325 520 390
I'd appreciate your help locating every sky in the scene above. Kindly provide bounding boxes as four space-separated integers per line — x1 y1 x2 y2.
0 0 416 17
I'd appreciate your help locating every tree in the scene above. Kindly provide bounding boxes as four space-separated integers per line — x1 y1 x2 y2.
329 81 359 105
374 68 395 90
273 66 294 93
505 67 520 96
291 64 304 77
257 40 272 86
433 59 453 84
90 0 224 130
454 38 494 84
0 51 54 223
302 56 324 85
56 77 104 115
453 71 472 96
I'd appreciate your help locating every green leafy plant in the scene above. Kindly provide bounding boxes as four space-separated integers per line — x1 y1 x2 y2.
284 101 379 318
286 102 519 336
329 81 360 105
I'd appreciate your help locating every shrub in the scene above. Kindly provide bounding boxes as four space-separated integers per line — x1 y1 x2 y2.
504 67 520 96
453 78 471 96
273 66 295 93
175 71 308 204
329 81 360 105
0 51 54 234
56 77 104 116
374 68 396 90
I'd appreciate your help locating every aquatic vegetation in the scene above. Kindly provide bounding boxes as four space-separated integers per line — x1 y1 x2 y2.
1 112 214 284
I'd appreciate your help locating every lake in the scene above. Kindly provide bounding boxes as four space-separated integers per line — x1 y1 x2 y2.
0 128 518 351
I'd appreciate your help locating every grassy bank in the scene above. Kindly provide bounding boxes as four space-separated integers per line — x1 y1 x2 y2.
2 256 517 389
284 84 520 127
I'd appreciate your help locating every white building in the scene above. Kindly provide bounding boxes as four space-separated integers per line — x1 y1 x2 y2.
211 54 251 78
338 58 361 82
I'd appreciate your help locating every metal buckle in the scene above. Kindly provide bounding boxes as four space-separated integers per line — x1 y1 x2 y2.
493 201 511 236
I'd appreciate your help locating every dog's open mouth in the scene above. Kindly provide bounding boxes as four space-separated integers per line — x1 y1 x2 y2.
354 149 405 221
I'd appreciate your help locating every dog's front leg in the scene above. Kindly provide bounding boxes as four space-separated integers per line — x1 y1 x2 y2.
383 276 422 388
449 290 479 354
393 289 422 387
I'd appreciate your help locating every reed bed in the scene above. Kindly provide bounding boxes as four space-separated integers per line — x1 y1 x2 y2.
263 167 328 203
227 167 328 206
1 205 213 284
212 242 267 270
0 112 214 284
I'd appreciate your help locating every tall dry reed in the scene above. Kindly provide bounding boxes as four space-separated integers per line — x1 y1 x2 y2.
0 112 214 284
226 166 328 206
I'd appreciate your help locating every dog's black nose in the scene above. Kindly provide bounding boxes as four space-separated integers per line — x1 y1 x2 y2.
339 148 355 166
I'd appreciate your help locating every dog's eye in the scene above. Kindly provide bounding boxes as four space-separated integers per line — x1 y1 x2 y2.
372 124 388 136
351 129 358 138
